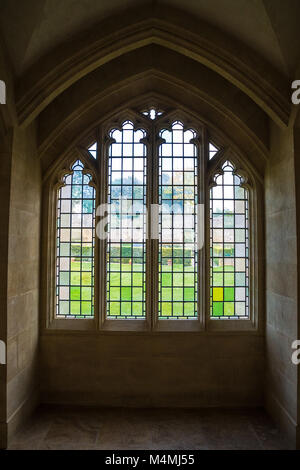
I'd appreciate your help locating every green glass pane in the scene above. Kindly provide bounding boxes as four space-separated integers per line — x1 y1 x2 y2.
121 273 131 285
161 302 172 317
70 302 80 315
82 260 92 272
184 288 194 301
184 273 194 286
173 303 183 316
224 287 234 301
132 287 143 301
81 302 92 315
110 273 120 286
224 260 234 271
213 244 223 257
71 272 80 284
224 302 234 316
162 288 172 301
110 261 120 272
184 303 194 316
162 273 172 287
121 302 131 316
110 287 120 301
111 246 120 257
122 263 132 272
224 273 234 286
173 274 183 286
132 273 143 286
213 302 223 317
70 286 80 300
81 272 92 286
121 287 131 301
132 302 143 316
173 288 183 301
121 245 132 257
213 272 223 286
133 246 143 257
132 261 143 272
71 259 81 271
82 287 92 301
71 243 81 257
110 302 120 316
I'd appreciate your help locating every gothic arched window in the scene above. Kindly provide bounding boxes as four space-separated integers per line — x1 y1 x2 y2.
209 161 249 319
44 106 261 332
56 160 96 319
106 121 147 320
158 122 198 320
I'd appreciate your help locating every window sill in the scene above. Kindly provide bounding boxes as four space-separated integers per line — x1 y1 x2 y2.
207 318 258 332
100 319 149 332
48 318 96 331
44 317 258 334
154 319 203 333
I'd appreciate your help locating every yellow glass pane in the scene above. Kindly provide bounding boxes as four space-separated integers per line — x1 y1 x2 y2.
213 288 223 301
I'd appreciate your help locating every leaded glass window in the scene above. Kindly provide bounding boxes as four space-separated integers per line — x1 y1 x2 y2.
49 110 257 329
56 160 96 318
210 161 249 319
142 108 163 120
158 122 198 319
209 143 219 160
106 121 147 319
88 142 97 159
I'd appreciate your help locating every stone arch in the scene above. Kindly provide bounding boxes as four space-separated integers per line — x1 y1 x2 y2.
16 5 290 127
38 61 270 181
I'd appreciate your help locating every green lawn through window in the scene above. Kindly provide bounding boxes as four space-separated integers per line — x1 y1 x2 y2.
68 260 238 317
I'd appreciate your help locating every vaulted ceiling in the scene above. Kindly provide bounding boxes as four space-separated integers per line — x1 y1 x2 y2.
0 0 299 77
0 0 298 156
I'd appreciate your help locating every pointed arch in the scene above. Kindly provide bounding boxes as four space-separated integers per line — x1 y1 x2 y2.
41 102 263 332
55 159 96 319
16 7 290 128
207 155 262 330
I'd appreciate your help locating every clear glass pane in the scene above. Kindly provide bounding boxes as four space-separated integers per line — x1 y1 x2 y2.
158 122 198 320
210 161 249 319
107 122 147 319
56 160 95 318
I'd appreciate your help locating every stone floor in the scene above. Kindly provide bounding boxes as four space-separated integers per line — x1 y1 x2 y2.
8 406 290 450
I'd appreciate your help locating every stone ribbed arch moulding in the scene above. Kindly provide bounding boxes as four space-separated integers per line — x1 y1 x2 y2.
16 5 291 128
39 74 269 186
42 99 264 196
